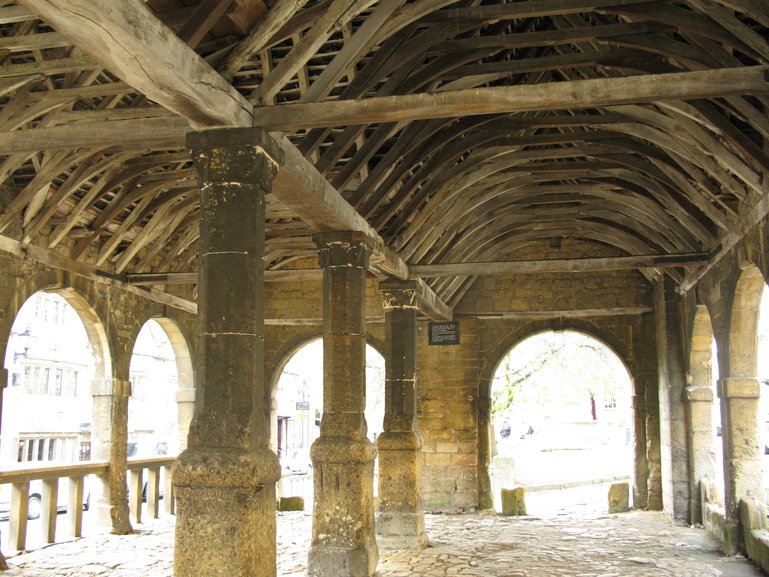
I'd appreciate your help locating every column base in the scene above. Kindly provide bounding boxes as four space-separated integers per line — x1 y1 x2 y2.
173 446 280 577
376 431 426 549
376 511 427 549
308 436 378 577
93 476 132 535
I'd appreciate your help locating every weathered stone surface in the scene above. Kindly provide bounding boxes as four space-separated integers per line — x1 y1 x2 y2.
501 486 526 516
608 482 630 513
279 496 305 512
309 231 378 577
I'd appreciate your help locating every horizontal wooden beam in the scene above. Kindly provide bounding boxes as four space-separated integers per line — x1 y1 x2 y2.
125 268 324 285
410 253 710 277
0 234 197 314
251 66 769 130
19 0 252 128
457 307 653 319
0 115 189 154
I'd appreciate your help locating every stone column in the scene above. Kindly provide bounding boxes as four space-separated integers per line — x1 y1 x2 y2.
376 280 427 549
719 377 762 523
308 231 378 577
91 375 132 534
173 128 282 577
632 393 649 509
685 385 715 525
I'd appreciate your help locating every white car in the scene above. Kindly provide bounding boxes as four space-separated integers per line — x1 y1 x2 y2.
0 477 92 520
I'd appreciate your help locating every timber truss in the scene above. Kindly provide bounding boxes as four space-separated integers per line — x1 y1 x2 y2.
1 0 768 318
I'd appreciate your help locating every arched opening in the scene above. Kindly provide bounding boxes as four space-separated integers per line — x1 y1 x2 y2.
128 318 194 459
686 304 721 524
489 330 633 515
0 288 111 544
272 338 384 509
723 264 765 518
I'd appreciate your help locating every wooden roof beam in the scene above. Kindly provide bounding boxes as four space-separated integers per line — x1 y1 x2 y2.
411 253 710 278
251 65 769 130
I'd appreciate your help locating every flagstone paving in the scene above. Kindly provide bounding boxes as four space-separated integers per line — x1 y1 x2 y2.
2 485 763 576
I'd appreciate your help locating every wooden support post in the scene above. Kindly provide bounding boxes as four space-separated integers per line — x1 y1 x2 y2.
41 478 58 544
130 469 144 524
9 481 29 551
69 476 85 538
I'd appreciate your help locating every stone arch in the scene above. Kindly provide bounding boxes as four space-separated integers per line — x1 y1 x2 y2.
477 318 637 510
127 316 196 456
720 263 765 523
728 264 764 377
686 304 718 524
268 330 386 456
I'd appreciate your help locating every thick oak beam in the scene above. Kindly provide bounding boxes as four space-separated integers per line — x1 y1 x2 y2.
126 269 324 285
19 0 252 128
0 234 196 313
410 253 710 277
251 66 769 130
457 307 653 319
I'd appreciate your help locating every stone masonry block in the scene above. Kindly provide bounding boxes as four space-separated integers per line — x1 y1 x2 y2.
501 487 526 516
608 482 630 513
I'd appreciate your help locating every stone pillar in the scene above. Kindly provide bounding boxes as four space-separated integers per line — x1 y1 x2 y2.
92 376 132 534
376 280 426 549
173 128 282 577
719 376 762 523
685 385 715 525
308 231 378 577
632 393 649 509
175 386 195 452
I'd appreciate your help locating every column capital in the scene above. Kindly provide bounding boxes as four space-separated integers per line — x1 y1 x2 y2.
314 230 372 269
187 127 281 186
379 280 420 312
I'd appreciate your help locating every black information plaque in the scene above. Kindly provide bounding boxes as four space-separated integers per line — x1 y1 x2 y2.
428 321 460 345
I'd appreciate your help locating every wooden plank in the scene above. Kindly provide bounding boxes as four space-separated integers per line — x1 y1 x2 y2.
0 117 190 154
0 234 197 314
0 31 71 51
41 478 58 544
146 468 160 519
129 469 143 524
252 65 769 130
0 73 43 98
68 476 84 538
299 0 406 103
9 481 29 551
125 268 324 285
411 253 709 278
252 0 377 103
0 5 35 24
221 0 310 74
457 307 654 319
0 56 98 78
425 0 658 22
19 0 252 128
177 0 235 48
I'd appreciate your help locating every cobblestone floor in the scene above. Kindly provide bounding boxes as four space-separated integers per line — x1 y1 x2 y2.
3 486 763 577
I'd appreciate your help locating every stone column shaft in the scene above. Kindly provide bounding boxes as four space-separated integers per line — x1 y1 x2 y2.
173 128 282 577
92 376 131 534
719 377 762 523
631 393 649 509
376 280 426 549
309 231 378 577
685 385 715 525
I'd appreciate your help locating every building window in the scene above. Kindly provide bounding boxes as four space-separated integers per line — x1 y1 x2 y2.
48 438 56 461
79 441 91 462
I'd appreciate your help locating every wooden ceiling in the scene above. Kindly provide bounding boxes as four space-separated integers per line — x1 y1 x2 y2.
1 0 768 313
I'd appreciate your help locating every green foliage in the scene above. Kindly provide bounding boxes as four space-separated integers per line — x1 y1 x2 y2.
491 331 630 420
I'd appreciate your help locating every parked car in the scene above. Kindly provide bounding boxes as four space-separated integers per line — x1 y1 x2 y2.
0 477 92 521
